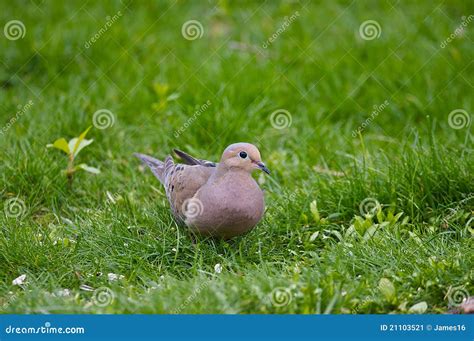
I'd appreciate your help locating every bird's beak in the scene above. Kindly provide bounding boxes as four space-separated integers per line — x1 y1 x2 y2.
256 161 270 175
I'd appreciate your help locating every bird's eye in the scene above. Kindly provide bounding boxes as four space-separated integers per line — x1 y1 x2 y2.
239 151 248 159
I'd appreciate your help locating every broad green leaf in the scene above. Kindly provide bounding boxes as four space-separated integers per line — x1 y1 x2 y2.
68 138 77 155
408 301 427 314
376 205 384 223
77 164 100 174
345 225 356 238
353 216 365 235
300 213 308 225
72 126 92 156
47 138 70 154
363 225 378 241
329 230 343 241
392 212 404 224
153 83 169 97
378 278 396 302
310 200 320 223
69 138 94 158
362 217 373 232
309 231 319 242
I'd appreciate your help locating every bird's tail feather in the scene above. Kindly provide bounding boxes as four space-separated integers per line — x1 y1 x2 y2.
134 153 165 183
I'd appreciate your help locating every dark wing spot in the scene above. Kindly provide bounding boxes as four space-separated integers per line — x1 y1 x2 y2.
171 185 174 191
203 161 216 167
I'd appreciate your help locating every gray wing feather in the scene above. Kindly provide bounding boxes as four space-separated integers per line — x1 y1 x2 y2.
134 153 165 183
173 149 217 167
135 151 214 223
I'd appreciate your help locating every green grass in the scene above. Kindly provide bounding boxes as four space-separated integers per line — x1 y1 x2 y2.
0 0 473 314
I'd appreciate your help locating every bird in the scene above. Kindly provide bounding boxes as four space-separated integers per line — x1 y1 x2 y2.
134 142 270 239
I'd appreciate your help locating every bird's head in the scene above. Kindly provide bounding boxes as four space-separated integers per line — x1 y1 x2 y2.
220 142 270 174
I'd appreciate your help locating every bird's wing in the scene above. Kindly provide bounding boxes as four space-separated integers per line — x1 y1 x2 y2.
173 149 217 167
162 156 214 222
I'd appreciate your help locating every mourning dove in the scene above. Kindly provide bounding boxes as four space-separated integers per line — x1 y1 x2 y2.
135 143 270 239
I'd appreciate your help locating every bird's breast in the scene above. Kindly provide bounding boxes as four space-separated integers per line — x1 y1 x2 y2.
187 175 265 238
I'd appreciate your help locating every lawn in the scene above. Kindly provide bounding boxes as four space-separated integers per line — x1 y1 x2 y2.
0 0 473 314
